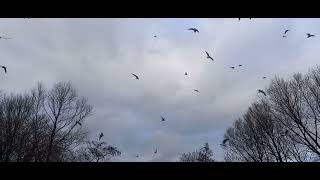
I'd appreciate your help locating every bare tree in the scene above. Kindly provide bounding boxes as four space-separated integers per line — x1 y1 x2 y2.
224 65 320 162
26 83 49 162
43 82 92 162
0 81 120 162
224 99 294 162
75 140 121 162
179 143 215 162
267 70 320 160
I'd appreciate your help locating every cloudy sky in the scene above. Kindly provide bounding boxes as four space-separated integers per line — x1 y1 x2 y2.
0 18 320 161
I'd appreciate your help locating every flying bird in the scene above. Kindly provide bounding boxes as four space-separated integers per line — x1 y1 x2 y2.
1 66 7 73
282 35 287 38
284 29 290 34
153 35 157 38
257 89 267 96
262 77 267 79
99 133 104 141
188 28 199 33
161 116 165 122
194 89 199 93
307 33 315 38
131 73 139 80
0 36 12 39
154 149 157 154
222 138 230 144
238 65 243 67
205 51 214 61
136 155 139 158
185 72 188 75
230 67 235 69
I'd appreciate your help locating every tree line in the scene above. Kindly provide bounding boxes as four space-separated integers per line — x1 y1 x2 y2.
0 82 120 162
180 65 320 162
222 65 320 162
3 65 320 162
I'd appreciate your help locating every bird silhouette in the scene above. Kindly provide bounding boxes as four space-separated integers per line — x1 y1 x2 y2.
238 65 243 67
185 72 188 75
194 89 199 93
205 51 214 61
76 121 82 126
188 28 199 33
239 18 251 21
257 89 267 96
153 35 157 38
161 116 165 121
131 73 139 80
284 29 290 34
262 77 267 79
282 35 287 38
99 133 104 141
0 36 12 40
222 138 230 144
136 155 139 158
307 33 315 38
230 67 235 69
1 66 7 73
154 149 157 154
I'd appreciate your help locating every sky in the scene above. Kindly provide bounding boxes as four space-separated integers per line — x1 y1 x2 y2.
0 18 320 161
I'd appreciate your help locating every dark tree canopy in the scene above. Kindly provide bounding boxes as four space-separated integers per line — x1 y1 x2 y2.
75 140 121 162
0 81 120 162
224 66 320 162
179 143 215 162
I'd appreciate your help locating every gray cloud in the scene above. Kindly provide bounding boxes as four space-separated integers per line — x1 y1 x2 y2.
0 18 319 161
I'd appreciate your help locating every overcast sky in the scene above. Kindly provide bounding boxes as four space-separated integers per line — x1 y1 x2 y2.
0 18 320 161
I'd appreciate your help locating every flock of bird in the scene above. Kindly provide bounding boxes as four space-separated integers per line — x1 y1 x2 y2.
1 18 317 160
126 18 318 158
129 19 264 157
